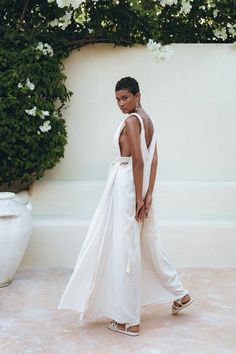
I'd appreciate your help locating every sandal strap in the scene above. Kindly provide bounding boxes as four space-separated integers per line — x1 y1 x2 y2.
111 320 140 331
111 320 118 329
173 297 191 310
125 322 140 329
174 299 183 306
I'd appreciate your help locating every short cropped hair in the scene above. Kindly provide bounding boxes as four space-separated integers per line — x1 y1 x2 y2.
115 77 140 95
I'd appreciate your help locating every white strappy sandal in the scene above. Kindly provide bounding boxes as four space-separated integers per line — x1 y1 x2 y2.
172 297 194 315
107 320 140 336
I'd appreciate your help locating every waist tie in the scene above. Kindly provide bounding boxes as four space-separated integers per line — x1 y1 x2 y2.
115 156 131 163
110 156 131 168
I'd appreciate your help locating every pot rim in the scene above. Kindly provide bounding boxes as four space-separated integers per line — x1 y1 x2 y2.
0 192 16 200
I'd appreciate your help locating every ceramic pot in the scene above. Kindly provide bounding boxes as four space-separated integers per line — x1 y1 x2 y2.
0 192 32 287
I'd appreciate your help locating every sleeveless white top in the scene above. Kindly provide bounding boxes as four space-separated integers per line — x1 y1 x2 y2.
113 112 157 199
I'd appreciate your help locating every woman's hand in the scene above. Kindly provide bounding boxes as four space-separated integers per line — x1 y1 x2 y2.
135 199 145 222
144 192 152 218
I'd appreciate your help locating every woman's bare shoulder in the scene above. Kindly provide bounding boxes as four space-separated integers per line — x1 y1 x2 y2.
124 114 142 132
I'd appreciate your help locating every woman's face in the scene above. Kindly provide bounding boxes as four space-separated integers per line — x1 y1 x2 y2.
115 89 140 114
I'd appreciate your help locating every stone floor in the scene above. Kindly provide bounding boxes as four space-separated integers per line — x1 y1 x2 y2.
0 267 235 354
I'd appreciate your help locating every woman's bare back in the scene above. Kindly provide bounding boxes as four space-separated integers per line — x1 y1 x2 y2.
119 111 154 157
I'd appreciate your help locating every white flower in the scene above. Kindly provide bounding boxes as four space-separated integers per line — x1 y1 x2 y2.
45 44 53 56
50 11 73 30
160 0 177 6
35 42 54 57
56 0 71 7
50 18 59 27
56 0 83 8
36 41 43 51
227 23 236 37
213 27 228 41
147 39 173 63
70 0 84 8
207 0 215 8
25 106 37 116
179 0 192 15
213 9 219 18
39 120 52 133
18 79 35 91
39 110 50 119
26 78 35 91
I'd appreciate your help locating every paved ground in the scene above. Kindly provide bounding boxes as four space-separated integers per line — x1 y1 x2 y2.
0 267 235 354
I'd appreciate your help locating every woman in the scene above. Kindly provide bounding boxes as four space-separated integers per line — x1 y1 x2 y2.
58 77 193 336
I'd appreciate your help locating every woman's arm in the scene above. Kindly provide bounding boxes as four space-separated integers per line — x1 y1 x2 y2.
143 143 158 218
147 143 158 195
125 116 144 220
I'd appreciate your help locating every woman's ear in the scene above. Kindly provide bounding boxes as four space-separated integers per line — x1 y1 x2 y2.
136 92 141 106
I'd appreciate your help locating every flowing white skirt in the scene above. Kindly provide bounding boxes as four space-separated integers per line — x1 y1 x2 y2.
58 158 188 325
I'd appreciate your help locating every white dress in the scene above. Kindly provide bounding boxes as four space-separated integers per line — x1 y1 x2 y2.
58 113 188 326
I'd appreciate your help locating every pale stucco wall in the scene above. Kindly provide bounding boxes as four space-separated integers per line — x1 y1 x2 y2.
20 43 236 267
42 43 236 182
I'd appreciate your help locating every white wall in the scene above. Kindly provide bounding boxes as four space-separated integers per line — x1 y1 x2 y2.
42 43 236 182
19 43 236 267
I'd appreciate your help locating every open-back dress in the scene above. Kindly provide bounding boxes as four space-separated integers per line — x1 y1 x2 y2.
58 113 188 326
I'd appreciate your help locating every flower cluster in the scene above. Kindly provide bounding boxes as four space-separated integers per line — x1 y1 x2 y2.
179 0 193 15
227 23 236 38
38 121 52 134
34 42 54 57
39 110 50 119
213 27 228 41
25 106 37 116
50 11 73 30
25 106 51 134
18 78 35 91
160 0 177 6
159 0 194 16
53 0 84 9
147 39 173 63
213 9 219 18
